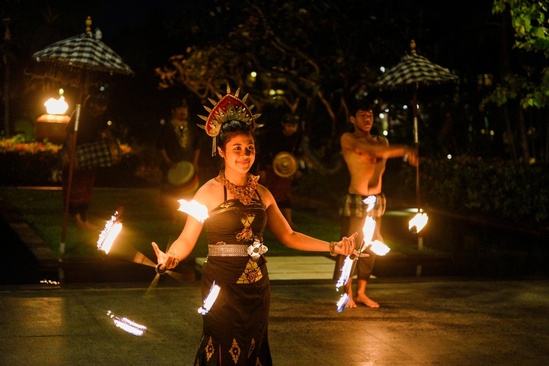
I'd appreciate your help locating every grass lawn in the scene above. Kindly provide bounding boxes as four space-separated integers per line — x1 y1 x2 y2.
0 187 346 263
3 185 476 280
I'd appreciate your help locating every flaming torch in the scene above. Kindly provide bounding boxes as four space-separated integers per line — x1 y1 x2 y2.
336 293 350 313
335 215 391 300
107 310 147 336
359 216 391 256
198 281 221 315
97 211 123 254
360 216 376 250
408 208 428 276
44 94 69 116
408 209 429 234
177 199 209 223
151 200 208 276
335 216 379 291
370 240 391 256
335 255 355 291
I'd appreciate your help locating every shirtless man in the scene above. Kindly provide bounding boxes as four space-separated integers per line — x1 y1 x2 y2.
334 98 418 308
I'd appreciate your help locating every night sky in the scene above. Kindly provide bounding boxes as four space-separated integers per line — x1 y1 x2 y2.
1 0 508 143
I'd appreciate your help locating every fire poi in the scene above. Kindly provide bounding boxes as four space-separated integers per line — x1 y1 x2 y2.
154 200 210 276
107 310 147 336
151 199 220 311
334 199 391 311
96 209 188 287
177 199 209 223
198 281 221 315
337 293 350 313
97 211 123 254
409 209 429 234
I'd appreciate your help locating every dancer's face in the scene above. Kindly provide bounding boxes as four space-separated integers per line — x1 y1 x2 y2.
219 132 256 174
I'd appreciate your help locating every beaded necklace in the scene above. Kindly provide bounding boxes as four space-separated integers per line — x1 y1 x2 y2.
215 171 259 205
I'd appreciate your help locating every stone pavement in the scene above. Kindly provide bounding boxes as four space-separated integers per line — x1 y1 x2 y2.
1 277 548 366
1 193 549 365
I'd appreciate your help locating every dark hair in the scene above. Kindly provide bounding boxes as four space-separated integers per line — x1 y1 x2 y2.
281 114 299 125
217 119 254 149
170 98 188 110
349 98 375 116
88 91 109 106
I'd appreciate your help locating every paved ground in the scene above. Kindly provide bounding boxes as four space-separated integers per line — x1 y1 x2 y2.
2 195 549 365
1 278 548 366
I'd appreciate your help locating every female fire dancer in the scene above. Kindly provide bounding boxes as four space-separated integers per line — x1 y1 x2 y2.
152 87 359 365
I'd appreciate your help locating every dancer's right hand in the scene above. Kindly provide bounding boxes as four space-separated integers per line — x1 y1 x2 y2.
152 242 179 271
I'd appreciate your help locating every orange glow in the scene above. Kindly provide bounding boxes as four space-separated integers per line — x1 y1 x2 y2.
44 96 69 115
97 212 122 254
177 199 209 223
409 211 429 233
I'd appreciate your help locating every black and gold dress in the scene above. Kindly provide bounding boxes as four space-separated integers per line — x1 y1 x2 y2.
194 187 272 365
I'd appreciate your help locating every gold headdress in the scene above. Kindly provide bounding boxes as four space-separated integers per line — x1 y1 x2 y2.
198 85 262 156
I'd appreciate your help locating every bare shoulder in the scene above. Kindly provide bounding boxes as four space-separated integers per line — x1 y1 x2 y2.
376 135 389 145
340 132 357 147
257 184 275 207
340 131 355 142
193 178 224 209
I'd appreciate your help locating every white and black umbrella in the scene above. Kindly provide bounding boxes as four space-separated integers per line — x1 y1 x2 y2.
376 41 458 264
376 53 458 88
33 31 133 76
30 17 133 266
31 18 133 91
376 40 458 209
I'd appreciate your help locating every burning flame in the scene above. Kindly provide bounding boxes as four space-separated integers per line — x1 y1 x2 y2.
198 281 221 315
335 214 391 291
107 310 147 336
40 279 60 285
334 202 392 311
337 293 350 313
360 216 391 256
370 240 391 256
361 216 376 246
336 256 355 291
363 195 377 212
44 96 69 115
335 209 393 301
178 199 209 223
409 210 429 234
97 212 123 254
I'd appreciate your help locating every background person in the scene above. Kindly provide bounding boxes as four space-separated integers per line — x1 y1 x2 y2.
155 98 201 221
62 87 113 231
333 97 418 309
258 113 302 229
196 132 220 187
152 90 358 365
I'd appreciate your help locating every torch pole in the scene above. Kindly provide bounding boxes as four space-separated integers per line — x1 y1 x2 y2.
60 104 81 282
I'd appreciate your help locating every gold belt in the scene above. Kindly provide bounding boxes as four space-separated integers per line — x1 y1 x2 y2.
208 244 248 257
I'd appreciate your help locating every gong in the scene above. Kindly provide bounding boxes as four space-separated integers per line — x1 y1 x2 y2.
272 152 298 178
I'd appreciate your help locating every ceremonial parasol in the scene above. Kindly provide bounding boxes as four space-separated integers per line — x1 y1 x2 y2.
376 40 457 204
31 16 133 93
30 17 133 273
376 40 458 263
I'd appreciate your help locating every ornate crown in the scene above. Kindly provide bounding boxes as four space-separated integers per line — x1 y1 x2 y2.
197 85 262 155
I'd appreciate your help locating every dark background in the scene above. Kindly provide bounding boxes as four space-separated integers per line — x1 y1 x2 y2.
1 0 511 148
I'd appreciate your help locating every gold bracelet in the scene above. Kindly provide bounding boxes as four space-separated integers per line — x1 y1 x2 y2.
329 241 338 256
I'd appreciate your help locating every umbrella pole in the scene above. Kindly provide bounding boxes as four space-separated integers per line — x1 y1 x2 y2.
60 104 82 282
412 83 424 277
412 83 420 209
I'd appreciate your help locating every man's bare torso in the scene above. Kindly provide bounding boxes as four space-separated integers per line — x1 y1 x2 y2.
341 132 387 196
